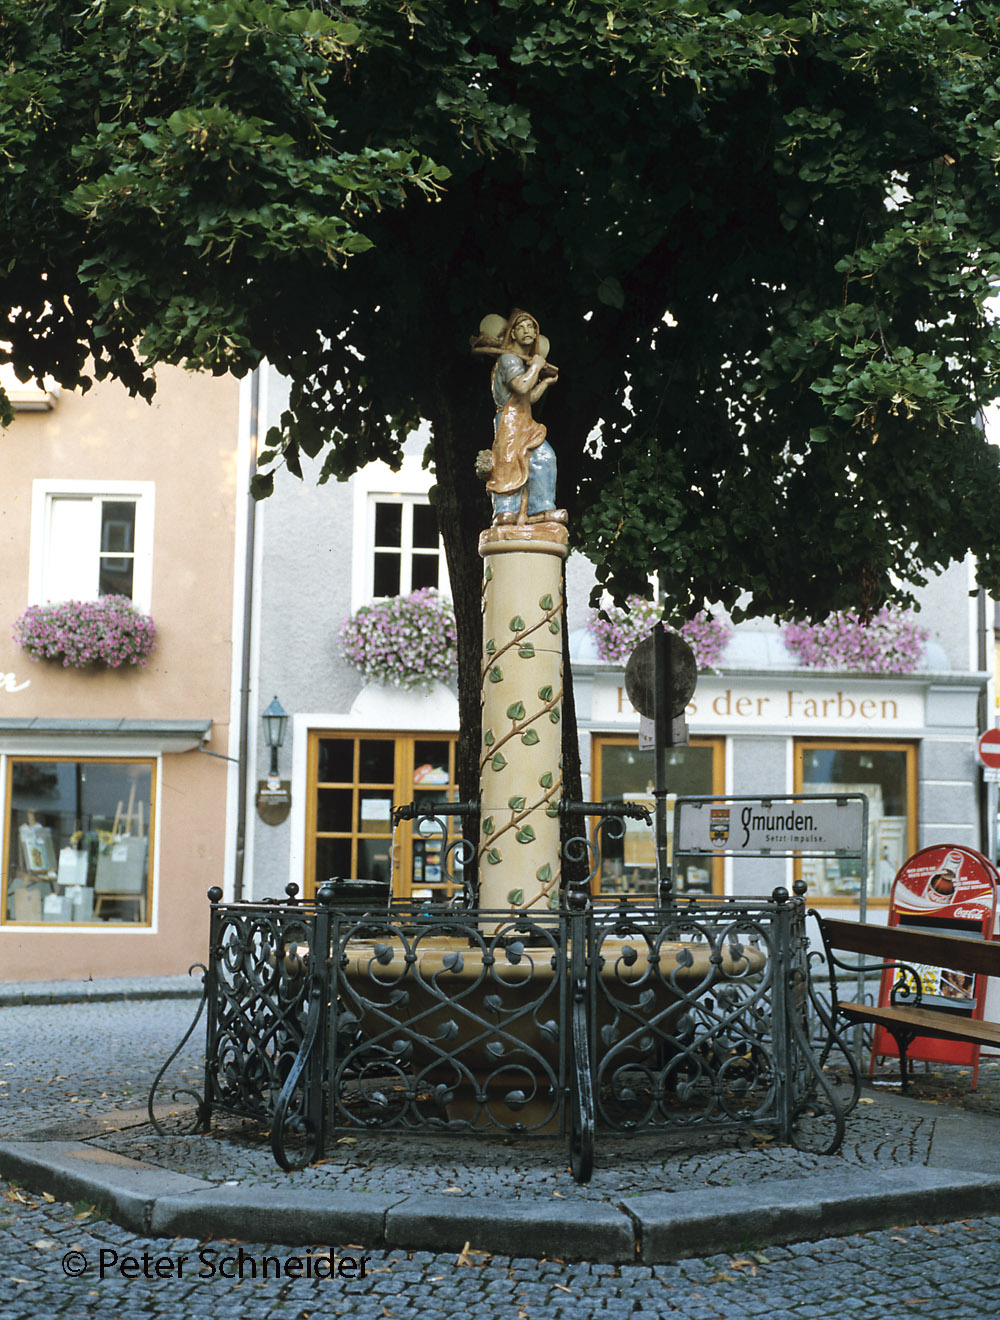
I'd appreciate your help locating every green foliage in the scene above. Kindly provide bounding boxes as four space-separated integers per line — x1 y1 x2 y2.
5 0 1000 629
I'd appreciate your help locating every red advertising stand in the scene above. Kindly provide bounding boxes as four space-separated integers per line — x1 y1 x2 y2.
873 845 1000 1086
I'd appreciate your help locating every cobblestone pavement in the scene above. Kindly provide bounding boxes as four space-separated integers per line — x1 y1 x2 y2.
2 1185 999 1319
3 998 1000 1316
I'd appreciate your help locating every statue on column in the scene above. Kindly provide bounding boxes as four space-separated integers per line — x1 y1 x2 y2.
472 310 567 530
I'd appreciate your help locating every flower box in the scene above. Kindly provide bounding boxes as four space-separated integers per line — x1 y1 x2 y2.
12 595 156 669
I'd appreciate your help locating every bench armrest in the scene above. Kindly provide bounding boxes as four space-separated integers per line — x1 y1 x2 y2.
808 909 926 1011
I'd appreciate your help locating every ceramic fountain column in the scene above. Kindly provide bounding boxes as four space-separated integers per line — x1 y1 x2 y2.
477 521 568 928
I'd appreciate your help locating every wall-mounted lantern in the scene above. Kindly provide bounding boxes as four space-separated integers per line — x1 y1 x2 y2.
257 695 291 825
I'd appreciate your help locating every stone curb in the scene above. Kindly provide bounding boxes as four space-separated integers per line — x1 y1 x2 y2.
3 1137 1000 1262
622 1166 1000 1262
0 981 203 1007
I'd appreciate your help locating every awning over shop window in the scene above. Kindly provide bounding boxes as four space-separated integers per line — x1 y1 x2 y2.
0 719 211 754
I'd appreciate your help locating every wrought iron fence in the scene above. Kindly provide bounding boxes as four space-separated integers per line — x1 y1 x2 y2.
152 811 855 1180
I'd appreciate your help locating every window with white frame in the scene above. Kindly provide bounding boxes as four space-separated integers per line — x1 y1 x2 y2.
29 480 155 612
350 453 449 608
370 494 446 598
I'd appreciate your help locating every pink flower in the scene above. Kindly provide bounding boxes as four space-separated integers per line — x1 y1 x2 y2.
783 608 928 674
587 597 731 669
340 590 457 689
13 597 157 669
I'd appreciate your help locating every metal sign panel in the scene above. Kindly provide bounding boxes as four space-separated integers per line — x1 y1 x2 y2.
675 794 867 858
977 728 1000 769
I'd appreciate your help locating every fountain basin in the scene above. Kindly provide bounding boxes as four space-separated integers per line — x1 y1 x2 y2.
334 929 767 1131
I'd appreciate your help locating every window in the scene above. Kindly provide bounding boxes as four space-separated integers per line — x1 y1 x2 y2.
794 739 918 902
591 736 725 896
29 480 155 611
3 757 155 925
306 732 461 902
349 453 450 609
370 495 446 598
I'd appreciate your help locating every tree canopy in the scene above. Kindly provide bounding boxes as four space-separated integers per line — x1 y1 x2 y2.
5 2 1000 710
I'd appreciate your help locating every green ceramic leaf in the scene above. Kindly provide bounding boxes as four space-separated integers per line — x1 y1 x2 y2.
491 752 507 772
518 642 535 658
509 615 525 632
536 862 552 883
484 727 495 746
515 825 536 844
549 709 560 723
548 620 560 634
506 700 525 721
507 888 524 905
539 771 553 788
538 685 553 702
485 637 496 654
521 727 539 745
486 848 502 866
508 795 526 810
482 816 495 836
488 666 503 683
546 803 560 817
547 891 561 911
539 594 553 610
484 564 493 582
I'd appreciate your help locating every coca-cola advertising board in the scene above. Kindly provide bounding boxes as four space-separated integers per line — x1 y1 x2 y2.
872 845 999 1075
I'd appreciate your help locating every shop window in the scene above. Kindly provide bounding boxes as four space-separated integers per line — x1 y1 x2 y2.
369 495 446 599
794 740 917 902
592 736 725 896
29 480 155 611
2 757 155 925
307 732 461 902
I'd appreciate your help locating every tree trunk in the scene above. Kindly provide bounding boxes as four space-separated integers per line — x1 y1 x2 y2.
425 375 489 895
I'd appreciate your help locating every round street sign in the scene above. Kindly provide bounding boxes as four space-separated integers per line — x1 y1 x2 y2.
976 728 1000 769
623 631 698 722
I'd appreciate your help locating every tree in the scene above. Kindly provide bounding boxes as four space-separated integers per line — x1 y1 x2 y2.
5 0 1000 807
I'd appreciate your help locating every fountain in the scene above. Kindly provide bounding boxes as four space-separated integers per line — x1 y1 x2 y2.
168 311 852 1179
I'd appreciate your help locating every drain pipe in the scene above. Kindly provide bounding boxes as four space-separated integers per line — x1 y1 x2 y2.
232 367 261 902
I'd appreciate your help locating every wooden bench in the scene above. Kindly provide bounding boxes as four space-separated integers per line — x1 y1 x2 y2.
814 916 1000 1092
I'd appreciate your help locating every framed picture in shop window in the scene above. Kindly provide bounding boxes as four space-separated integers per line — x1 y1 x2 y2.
874 816 907 896
19 822 56 873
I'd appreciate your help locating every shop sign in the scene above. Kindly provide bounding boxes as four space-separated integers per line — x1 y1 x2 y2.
256 779 291 826
888 845 998 921
592 674 922 731
874 846 1000 1072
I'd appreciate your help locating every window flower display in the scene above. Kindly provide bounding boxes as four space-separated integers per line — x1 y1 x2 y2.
586 597 731 669
12 596 157 669
340 589 458 689
782 607 929 674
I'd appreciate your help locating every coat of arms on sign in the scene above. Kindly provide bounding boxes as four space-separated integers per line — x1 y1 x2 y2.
709 809 730 845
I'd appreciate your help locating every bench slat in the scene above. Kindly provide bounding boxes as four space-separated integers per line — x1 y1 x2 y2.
838 1001 1000 1050
821 918 1000 979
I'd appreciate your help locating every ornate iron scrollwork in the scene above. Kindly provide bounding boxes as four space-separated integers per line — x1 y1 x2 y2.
392 800 478 906
158 818 846 1182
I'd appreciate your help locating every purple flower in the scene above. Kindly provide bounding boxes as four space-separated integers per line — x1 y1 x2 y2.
12 597 157 669
586 597 731 669
783 608 928 674
340 590 457 689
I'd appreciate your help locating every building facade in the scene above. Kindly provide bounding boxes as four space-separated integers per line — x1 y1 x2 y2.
5 358 987 985
0 365 248 981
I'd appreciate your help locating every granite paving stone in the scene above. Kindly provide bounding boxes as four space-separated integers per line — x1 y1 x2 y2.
2 991 1000 1315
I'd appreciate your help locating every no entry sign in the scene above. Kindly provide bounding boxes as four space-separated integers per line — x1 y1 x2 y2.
977 728 1000 770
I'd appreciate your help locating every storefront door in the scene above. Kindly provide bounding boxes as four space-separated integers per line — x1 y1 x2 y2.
591 736 725 895
306 731 461 901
